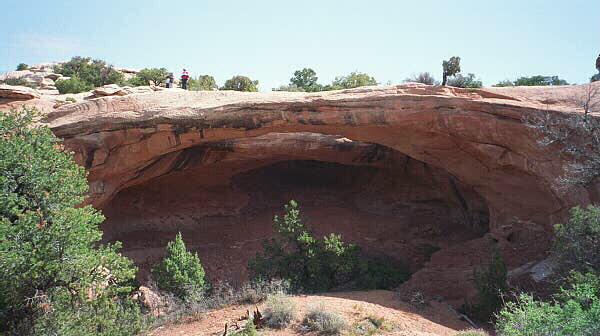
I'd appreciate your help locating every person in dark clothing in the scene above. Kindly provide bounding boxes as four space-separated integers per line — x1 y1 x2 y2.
165 73 174 88
596 54 600 73
181 69 190 90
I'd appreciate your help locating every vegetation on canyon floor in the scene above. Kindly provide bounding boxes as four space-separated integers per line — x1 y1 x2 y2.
249 200 410 292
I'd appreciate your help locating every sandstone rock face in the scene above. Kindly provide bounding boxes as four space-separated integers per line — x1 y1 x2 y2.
0 85 40 99
45 83 597 305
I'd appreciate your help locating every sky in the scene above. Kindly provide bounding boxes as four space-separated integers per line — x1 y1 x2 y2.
1 0 598 91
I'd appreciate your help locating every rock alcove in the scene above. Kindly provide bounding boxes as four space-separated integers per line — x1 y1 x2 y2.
47 84 592 303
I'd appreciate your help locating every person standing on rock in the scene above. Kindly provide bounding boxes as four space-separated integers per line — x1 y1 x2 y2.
596 54 600 73
181 69 190 90
165 73 174 88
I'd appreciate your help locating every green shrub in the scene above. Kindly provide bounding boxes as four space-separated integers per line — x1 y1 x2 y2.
495 272 600 336
492 80 515 87
249 201 409 292
187 75 218 91
54 56 123 88
302 306 346 335
55 77 93 94
273 84 305 92
553 205 600 276
229 318 258 336
0 107 143 335
455 329 489 336
127 68 169 86
263 294 297 329
447 73 483 88
16 63 28 71
221 75 259 92
152 232 209 300
323 71 377 90
289 68 322 92
0 78 37 88
461 249 507 321
513 75 568 86
66 97 77 103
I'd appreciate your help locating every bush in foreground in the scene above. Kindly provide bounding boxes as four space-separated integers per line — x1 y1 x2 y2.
152 232 209 300
302 306 346 335
495 272 600 335
263 294 297 329
0 107 144 335
553 205 600 276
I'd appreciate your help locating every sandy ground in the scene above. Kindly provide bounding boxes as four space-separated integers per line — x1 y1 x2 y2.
148 290 473 336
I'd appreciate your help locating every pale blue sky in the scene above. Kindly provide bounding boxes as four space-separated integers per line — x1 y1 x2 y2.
1 0 598 90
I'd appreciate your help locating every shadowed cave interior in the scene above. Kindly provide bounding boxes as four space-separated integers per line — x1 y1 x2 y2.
101 139 491 284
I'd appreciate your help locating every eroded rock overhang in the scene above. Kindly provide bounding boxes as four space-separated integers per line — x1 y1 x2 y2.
45 83 594 303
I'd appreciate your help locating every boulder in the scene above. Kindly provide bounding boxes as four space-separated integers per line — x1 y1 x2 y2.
92 84 128 97
0 70 33 81
45 73 62 81
0 85 40 99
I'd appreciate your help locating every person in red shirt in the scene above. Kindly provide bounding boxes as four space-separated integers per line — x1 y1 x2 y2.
181 69 190 90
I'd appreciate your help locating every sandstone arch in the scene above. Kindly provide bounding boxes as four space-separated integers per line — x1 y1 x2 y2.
46 84 593 303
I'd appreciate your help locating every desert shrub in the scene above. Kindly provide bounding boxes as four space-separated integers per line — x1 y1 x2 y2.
54 56 123 87
187 75 218 91
495 272 600 336
366 315 393 331
289 68 322 92
302 306 346 335
0 107 144 335
455 329 489 336
273 84 305 92
127 68 169 87
513 75 568 86
229 318 258 336
404 72 438 85
263 293 297 329
0 78 37 88
461 249 507 321
152 232 209 300
323 71 377 90
249 200 409 292
221 75 259 92
447 73 483 88
16 63 28 71
66 97 77 103
55 76 93 93
492 80 515 87
553 205 600 276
